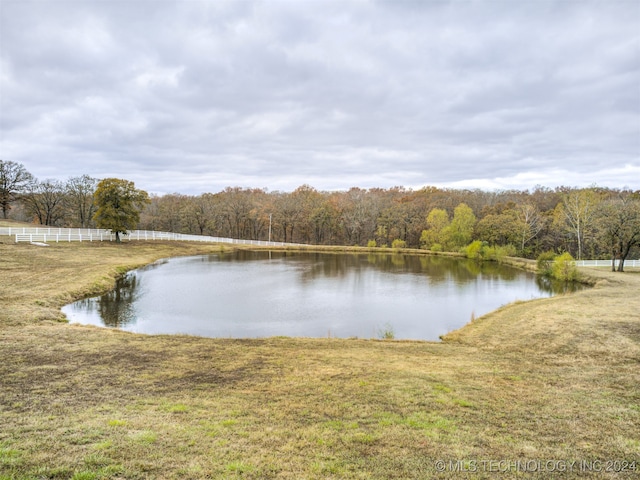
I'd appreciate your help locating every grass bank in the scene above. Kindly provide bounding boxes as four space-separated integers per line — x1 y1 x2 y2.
0 238 638 479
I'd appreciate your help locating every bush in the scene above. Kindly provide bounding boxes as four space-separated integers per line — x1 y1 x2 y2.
552 252 578 281
377 322 395 340
485 244 517 262
462 240 485 260
430 243 443 252
391 239 406 249
496 244 517 259
461 242 517 262
367 240 377 248
536 250 556 276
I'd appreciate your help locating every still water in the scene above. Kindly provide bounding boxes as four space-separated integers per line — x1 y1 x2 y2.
63 251 577 340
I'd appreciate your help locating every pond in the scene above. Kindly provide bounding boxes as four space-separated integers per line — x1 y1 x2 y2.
62 251 579 341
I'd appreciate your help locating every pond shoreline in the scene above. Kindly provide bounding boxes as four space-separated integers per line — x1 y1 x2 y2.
1 240 638 478
61 246 569 341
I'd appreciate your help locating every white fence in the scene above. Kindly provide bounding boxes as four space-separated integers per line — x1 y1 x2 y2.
0 227 303 248
574 259 640 268
2 227 639 262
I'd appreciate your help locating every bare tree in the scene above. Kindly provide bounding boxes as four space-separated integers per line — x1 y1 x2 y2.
0 160 35 219
516 203 543 253
183 193 217 235
218 187 254 239
559 189 600 260
22 179 66 226
597 193 640 272
65 175 97 227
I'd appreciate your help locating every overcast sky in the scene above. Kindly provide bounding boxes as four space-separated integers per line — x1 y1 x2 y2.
1 0 639 195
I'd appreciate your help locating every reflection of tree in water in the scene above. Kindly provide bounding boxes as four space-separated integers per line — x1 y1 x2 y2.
205 250 583 295
535 275 585 295
293 252 533 286
390 253 406 268
96 273 141 327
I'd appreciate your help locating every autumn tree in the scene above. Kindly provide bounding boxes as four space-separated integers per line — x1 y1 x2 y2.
138 195 163 231
183 193 217 235
338 188 379 246
93 178 150 242
382 189 425 246
274 186 316 243
146 194 188 233
309 193 339 244
188 193 217 235
289 185 325 244
245 189 269 240
217 187 254 239
0 160 34 219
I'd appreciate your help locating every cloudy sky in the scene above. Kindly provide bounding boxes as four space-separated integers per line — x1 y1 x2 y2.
1 0 639 195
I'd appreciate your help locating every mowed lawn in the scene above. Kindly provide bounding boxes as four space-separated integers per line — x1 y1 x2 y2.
0 236 638 479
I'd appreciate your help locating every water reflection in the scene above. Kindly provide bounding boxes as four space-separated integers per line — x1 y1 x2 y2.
71 274 140 327
63 251 584 340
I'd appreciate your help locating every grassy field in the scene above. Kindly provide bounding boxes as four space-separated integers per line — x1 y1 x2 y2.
0 230 638 479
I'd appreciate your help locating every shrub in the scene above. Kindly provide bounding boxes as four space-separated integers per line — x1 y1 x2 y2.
461 242 516 262
496 244 517 259
462 240 485 260
536 250 556 276
485 244 517 262
430 243 443 252
377 322 395 340
391 239 406 249
552 252 578 281
367 240 377 248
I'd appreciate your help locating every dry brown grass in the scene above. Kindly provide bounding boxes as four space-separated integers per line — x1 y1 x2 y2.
0 237 638 479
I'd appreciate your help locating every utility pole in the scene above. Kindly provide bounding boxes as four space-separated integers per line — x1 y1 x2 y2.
268 213 272 242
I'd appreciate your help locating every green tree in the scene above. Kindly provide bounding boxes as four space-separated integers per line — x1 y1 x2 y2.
0 160 35 219
93 178 150 242
420 208 450 249
475 209 520 247
445 203 476 249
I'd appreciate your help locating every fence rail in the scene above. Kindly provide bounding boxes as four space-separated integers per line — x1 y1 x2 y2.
0 227 303 248
574 259 640 268
2 227 639 262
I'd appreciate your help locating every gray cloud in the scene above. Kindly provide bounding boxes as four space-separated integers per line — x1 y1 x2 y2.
1 0 638 195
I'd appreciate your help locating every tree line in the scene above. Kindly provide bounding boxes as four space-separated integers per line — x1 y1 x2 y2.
2 160 639 267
